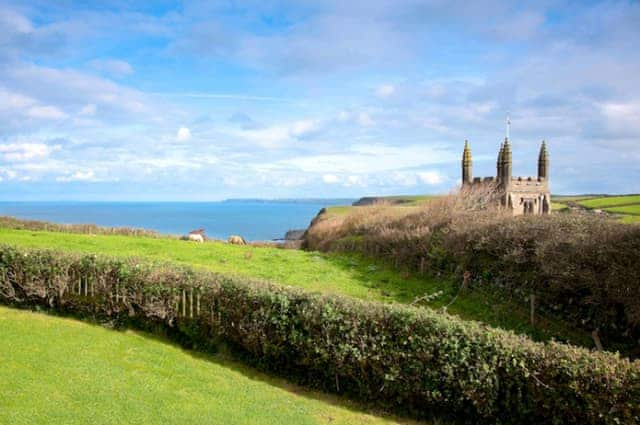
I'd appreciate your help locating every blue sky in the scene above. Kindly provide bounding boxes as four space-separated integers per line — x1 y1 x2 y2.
0 0 639 200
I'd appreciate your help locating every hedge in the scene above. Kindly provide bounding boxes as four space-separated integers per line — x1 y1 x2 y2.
305 202 640 350
0 245 638 424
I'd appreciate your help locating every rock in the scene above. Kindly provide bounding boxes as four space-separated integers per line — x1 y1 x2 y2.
228 235 246 245
284 229 305 241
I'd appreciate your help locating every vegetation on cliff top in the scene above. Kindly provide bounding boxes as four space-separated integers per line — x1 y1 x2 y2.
305 188 640 355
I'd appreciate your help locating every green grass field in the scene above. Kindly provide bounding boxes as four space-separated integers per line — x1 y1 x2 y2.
578 195 640 209
603 204 640 215
0 227 433 304
0 226 592 347
552 194 640 223
0 306 422 425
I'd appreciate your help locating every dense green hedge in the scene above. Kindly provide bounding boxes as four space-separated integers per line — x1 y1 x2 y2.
0 245 638 424
306 207 640 351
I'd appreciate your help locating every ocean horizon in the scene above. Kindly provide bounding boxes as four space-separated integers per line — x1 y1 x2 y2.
0 199 354 241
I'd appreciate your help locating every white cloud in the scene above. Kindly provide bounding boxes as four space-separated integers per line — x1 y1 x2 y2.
79 103 97 116
56 169 95 182
418 171 445 185
357 112 375 127
0 89 35 109
376 84 395 97
176 126 192 142
27 105 67 120
290 119 320 138
89 59 134 77
391 171 417 186
0 143 60 161
272 143 457 174
227 118 324 149
336 110 375 127
0 168 17 181
322 173 340 184
345 175 364 186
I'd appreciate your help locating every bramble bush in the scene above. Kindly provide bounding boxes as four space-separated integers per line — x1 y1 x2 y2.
304 186 640 351
0 245 638 424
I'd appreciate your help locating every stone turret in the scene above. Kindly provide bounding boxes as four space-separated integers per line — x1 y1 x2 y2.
497 142 504 182
502 137 512 184
538 140 549 180
462 140 472 184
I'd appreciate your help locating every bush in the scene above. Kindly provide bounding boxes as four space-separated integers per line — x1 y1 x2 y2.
0 216 163 238
0 245 638 424
304 188 640 350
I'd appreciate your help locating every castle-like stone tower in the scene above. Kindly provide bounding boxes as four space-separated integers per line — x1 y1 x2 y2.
461 137 550 215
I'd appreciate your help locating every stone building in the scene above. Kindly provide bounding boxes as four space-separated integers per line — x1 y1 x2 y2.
461 138 550 215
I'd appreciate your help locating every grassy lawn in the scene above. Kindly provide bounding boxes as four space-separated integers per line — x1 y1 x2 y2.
0 226 593 348
0 306 422 425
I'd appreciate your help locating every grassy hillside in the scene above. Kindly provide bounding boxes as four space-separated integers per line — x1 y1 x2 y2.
0 226 592 348
553 194 640 222
0 227 433 304
0 306 421 425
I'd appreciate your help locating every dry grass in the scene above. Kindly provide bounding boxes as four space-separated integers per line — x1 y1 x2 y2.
305 184 506 253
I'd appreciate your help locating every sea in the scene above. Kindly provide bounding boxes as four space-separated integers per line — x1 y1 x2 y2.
0 199 353 241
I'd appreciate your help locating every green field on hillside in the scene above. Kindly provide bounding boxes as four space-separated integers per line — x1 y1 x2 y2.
552 194 640 223
0 306 421 425
373 195 434 205
0 226 592 347
604 204 640 215
578 195 640 209
0 227 432 304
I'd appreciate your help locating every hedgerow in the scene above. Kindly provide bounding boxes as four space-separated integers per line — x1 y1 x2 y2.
304 188 640 352
0 245 638 424
0 216 163 238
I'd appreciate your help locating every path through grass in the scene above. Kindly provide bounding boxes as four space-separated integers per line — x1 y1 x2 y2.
0 306 424 425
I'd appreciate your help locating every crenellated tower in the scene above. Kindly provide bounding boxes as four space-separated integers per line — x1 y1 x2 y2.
538 140 549 180
461 140 472 184
502 137 512 184
496 142 504 182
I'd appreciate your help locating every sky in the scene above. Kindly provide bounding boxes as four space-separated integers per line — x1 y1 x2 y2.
0 0 639 201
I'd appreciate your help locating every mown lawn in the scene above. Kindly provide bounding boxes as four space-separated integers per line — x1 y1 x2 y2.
0 306 424 425
0 227 593 347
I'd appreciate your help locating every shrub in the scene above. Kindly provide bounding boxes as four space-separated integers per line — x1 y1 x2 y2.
0 216 163 238
0 245 638 424
304 189 640 350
